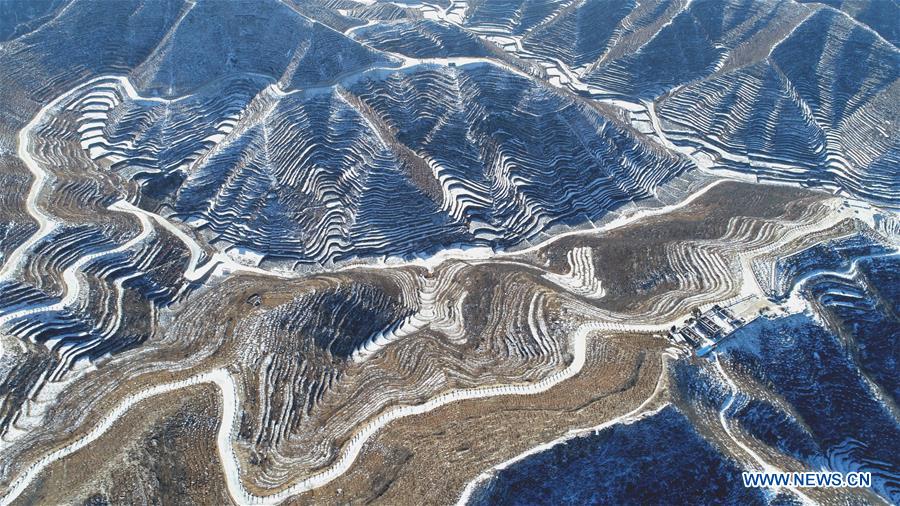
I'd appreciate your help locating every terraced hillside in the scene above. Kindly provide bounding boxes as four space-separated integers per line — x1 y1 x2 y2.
0 0 897 505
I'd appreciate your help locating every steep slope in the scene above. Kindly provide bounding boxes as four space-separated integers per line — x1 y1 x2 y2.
658 8 899 205
54 63 691 266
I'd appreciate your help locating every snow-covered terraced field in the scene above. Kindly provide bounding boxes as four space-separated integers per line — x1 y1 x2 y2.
43 63 692 267
0 0 897 504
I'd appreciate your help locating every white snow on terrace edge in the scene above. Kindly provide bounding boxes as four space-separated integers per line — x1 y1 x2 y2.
781 250 900 318
0 68 730 374
712 356 815 505
4 64 899 506
12 64 886 288
455 354 672 506
2 253 770 506
453 206 899 506
0 203 153 328
542 246 606 299
3 68 723 283
2 321 608 506
341 177 734 275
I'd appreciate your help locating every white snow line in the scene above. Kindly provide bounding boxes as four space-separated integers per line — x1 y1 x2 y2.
337 178 734 274
5 73 811 288
0 321 605 505
713 356 815 504
0 73 174 284
781 250 900 317
0 369 228 506
0 205 153 329
455 357 670 506
643 99 679 151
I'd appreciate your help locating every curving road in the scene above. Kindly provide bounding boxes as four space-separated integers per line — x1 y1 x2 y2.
2 67 896 505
